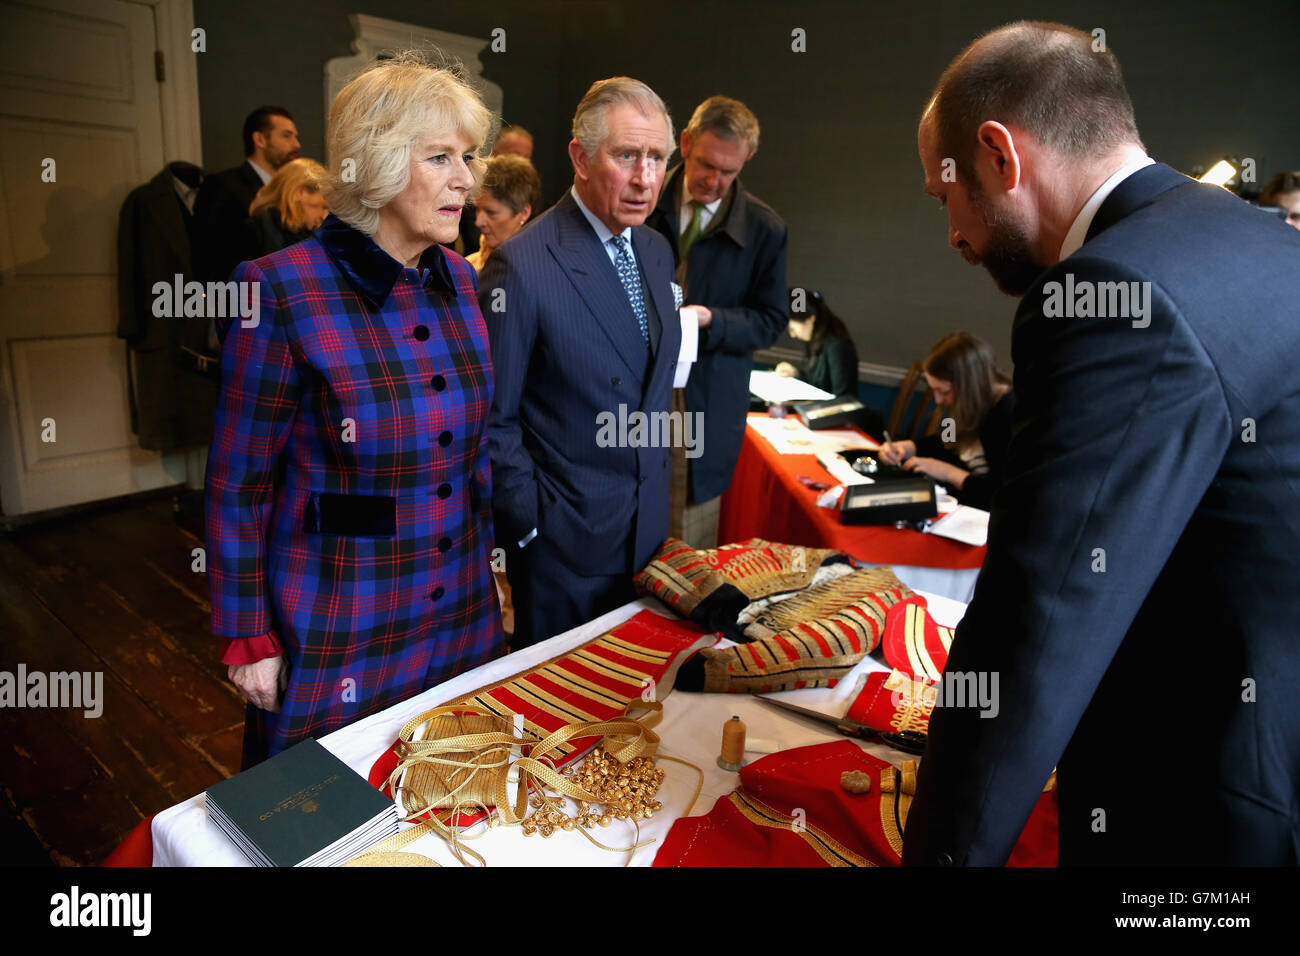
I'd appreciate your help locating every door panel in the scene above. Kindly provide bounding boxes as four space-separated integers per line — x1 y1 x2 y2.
0 0 176 516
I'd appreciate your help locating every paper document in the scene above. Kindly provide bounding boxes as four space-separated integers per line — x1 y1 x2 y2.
748 370 834 404
816 450 873 486
748 416 865 458
673 308 699 388
924 505 990 546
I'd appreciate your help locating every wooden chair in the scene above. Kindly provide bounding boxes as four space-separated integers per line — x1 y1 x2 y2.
887 362 943 440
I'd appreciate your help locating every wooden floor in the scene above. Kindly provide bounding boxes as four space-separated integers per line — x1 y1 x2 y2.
0 493 244 865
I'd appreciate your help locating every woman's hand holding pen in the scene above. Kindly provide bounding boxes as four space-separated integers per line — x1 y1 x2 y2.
878 438 916 466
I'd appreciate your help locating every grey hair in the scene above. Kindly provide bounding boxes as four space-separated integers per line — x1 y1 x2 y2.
684 95 760 155
571 76 674 158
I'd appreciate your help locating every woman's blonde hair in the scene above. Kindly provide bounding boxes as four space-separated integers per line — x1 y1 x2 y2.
325 50 493 235
249 157 328 232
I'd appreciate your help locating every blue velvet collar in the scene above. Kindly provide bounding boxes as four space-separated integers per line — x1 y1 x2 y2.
316 213 455 307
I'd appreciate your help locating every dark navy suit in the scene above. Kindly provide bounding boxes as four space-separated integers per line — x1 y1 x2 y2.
903 164 1300 865
480 191 682 647
645 166 788 502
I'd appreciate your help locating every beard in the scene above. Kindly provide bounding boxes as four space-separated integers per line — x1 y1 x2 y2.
965 187 1048 297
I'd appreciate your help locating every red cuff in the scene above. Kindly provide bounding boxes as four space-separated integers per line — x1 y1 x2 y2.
221 631 284 666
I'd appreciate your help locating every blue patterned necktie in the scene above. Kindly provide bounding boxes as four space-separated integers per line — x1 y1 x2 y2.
608 234 649 344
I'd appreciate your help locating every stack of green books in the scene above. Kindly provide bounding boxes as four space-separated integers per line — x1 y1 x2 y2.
205 739 399 867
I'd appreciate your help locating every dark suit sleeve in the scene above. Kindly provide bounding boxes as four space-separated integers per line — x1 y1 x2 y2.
194 176 250 282
479 244 540 543
955 393 1013 510
699 219 788 354
902 258 1231 865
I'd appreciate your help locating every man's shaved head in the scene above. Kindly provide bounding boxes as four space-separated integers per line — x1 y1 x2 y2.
924 21 1143 181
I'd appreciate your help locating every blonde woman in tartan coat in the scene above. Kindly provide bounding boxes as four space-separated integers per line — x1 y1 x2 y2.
206 54 505 767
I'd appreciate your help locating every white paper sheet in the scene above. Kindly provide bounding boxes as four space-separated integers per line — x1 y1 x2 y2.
747 416 869 458
673 307 699 388
748 370 834 404
924 504 990 546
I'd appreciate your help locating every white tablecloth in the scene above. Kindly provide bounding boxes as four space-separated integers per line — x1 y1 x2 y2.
153 590 966 867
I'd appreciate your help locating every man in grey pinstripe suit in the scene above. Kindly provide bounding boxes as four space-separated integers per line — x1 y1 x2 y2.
480 78 683 648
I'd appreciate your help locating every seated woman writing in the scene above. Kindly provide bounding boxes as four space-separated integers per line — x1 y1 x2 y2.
774 289 859 397
878 331 1013 510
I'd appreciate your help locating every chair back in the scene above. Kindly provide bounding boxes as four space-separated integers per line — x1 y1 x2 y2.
887 362 942 440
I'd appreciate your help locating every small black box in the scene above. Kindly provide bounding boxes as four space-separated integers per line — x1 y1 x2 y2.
840 478 938 525
790 397 867 430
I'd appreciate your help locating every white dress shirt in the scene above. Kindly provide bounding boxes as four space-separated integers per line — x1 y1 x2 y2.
247 158 272 186
571 186 636 269
677 176 723 235
1058 156 1155 261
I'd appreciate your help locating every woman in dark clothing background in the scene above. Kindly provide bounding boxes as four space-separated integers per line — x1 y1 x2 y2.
879 331 1013 510
240 157 329 261
774 289 859 397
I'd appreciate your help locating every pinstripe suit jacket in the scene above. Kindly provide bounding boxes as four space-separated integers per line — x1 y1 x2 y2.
480 191 682 575
206 214 504 761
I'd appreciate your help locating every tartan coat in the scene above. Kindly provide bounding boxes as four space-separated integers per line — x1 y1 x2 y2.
205 213 505 764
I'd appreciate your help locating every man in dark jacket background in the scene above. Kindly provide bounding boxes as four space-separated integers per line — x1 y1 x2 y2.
647 96 787 548
193 105 299 282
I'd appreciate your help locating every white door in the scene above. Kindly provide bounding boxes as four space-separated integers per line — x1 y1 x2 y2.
0 0 192 517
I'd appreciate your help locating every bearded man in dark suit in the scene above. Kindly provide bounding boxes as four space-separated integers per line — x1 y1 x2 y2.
193 105 299 281
902 20 1300 866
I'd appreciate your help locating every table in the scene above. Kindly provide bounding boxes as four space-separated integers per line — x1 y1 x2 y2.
719 414 986 602
151 591 969 867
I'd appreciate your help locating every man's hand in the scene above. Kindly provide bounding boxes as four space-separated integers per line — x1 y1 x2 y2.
904 456 967 488
877 439 916 466
228 656 288 712
774 361 798 378
685 305 712 328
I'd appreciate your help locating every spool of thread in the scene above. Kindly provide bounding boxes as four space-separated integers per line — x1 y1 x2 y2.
717 715 746 771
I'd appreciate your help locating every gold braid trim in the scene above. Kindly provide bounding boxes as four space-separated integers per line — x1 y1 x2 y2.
634 538 850 617
744 567 910 639
700 583 913 693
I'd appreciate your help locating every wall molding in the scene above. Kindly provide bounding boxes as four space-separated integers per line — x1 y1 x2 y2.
323 14 503 136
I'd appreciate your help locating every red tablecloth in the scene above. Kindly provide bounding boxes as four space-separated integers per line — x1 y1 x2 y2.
103 815 155 866
719 415 986 569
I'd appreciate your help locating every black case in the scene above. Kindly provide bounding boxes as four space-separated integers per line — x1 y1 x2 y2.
840 478 938 525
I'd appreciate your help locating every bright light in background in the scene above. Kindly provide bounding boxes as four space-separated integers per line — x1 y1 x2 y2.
1199 160 1237 187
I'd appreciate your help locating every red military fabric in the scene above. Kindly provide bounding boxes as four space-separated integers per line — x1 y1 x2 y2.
369 610 716 793
882 596 954 682
654 740 1058 866
846 668 937 735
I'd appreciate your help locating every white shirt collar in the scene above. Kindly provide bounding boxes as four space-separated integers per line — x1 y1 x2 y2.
1058 156 1155 261
570 185 632 247
680 175 723 218
247 158 273 186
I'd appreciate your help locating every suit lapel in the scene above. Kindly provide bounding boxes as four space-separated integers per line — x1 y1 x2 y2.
634 225 682 404
549 194 649 379
1085 163 1191 244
